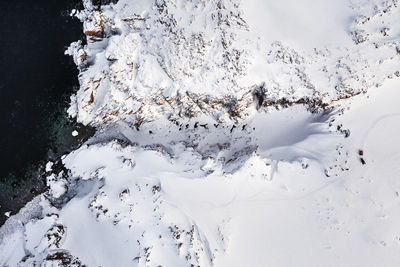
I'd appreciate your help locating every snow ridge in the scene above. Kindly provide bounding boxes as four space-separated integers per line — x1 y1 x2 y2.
66 0 400 127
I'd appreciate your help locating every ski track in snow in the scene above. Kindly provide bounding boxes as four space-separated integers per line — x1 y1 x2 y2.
361 112 400 148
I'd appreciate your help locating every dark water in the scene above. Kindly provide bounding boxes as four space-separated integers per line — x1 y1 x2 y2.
0 0 95 225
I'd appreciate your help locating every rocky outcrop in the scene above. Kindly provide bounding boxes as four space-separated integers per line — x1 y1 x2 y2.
65 0 400 129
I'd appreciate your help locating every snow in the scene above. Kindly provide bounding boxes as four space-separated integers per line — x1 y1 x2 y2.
0 231 26 267
72 130 79 136
45 161 53 172
241 0 354 50
4 81 400 265
49 180 67 198
0 196 43 266
2 0 400 266
216 79 400 267
64 0 400 127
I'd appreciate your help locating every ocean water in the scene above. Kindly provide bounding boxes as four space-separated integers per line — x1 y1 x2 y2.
0 0 94 225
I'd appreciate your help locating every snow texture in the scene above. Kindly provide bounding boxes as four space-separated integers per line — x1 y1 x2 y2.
2 0 400 266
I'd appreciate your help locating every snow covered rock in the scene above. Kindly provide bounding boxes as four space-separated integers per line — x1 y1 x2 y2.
66 0 400 127
2 0 400 266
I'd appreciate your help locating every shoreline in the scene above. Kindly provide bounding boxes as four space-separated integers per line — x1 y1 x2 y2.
0 0 94 226
0 109 95 226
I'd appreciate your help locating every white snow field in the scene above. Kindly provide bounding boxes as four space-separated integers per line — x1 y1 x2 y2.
1 0 400 266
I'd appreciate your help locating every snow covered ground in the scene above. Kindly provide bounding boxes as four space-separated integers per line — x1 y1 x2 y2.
1 0 400 266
